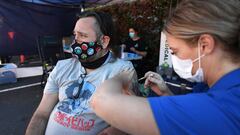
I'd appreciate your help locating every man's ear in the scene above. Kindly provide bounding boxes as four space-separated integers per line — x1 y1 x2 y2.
198 34 215 55
101 36 110 49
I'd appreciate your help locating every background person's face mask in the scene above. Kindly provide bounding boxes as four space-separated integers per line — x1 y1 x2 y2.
129 32 135 38
71 40 102 60
171 43 205 82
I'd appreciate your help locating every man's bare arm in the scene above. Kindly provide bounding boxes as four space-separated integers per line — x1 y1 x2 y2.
25 93 58 135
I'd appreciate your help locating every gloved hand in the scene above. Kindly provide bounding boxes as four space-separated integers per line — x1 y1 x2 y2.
144 71 173 96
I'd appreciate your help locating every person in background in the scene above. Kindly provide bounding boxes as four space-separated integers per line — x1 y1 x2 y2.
123 27 148 78
90 0 240 135
25 11 139 135
123 27 147 57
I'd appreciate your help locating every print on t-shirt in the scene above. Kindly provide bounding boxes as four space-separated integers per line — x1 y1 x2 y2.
54 81 96 131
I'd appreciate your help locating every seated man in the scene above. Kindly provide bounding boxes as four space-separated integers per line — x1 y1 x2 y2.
25 11 139 135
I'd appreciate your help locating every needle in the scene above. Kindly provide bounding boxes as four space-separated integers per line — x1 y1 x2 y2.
138 74 154 81
138 76 147 81
137 74 193 90
165 81 192 90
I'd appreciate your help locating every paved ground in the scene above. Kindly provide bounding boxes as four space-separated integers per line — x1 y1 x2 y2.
0 76 43 135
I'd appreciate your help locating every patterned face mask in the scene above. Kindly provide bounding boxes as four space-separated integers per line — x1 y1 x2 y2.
71 41 102 60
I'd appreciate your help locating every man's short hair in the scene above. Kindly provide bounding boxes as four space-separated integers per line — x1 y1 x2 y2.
78 11 119 57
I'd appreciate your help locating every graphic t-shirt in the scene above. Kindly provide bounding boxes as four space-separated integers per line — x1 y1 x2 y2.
44 53 136 135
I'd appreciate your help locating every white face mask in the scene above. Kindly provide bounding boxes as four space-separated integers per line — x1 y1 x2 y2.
171 43 205 82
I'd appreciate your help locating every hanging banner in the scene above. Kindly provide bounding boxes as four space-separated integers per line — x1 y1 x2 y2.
159 32 172 67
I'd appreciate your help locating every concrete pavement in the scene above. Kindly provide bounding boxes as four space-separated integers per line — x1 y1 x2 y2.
0 76 43 135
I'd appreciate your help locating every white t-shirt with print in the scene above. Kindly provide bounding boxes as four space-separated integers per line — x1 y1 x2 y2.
44 53 135 135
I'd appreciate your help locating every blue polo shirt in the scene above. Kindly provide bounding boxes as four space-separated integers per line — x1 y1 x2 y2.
148 69 240 135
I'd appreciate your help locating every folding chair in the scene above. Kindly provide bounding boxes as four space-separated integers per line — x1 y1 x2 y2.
37 35 64 87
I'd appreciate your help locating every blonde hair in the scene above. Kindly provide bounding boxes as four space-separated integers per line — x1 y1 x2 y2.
164 0 240 60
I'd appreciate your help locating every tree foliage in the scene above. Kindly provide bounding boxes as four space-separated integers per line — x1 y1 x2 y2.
91 0 179 68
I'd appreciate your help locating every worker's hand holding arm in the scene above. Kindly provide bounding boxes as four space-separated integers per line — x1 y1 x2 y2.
90 72 160 135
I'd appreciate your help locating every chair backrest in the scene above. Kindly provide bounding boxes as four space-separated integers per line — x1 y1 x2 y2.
37 35 64 66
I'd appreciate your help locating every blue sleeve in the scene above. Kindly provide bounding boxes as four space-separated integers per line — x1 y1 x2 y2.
148 94 238 135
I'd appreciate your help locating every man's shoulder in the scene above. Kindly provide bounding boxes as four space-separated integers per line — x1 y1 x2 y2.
99 58 134 74
54 58 78 70
109 58 133 67
57 57 75 63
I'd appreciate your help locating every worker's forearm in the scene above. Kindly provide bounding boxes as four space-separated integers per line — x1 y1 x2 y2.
91 78 160 135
